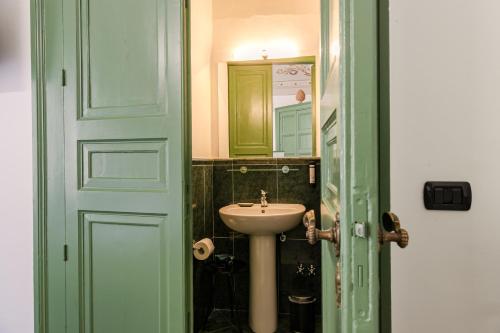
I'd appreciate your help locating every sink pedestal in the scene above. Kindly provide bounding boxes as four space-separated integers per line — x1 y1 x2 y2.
249 235 277 333
218 203 306 332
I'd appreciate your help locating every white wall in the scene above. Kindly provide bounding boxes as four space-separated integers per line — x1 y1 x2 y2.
390 1 500 332
0 1 34 333
190 0 214 158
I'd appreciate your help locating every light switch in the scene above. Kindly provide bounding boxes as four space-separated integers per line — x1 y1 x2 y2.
434 188 444 204
443 189 453 204
424 181 472 211
452 188 462 204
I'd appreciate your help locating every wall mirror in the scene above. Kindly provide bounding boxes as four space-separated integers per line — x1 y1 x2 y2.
189 0 320 159
228 59 315 158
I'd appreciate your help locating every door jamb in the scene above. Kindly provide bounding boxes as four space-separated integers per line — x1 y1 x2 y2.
31 0 47 331
378 0 392 331
32 0 388 331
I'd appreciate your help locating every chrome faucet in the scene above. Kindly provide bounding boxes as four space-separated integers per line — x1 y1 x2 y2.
260 190 268 207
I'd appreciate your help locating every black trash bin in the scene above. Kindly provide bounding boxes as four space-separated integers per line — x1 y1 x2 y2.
289 295 317 333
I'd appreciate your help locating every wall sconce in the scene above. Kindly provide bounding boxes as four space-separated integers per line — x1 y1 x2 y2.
261 49 269 60
232 39 299 61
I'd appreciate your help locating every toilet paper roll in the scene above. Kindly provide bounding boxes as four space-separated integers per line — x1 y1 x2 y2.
193 238 215 261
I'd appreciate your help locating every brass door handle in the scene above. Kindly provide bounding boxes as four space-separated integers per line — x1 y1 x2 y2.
303 210 341 256
379 212 409 248
306 225 336 244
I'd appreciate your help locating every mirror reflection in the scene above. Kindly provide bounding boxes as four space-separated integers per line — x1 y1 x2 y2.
272 63 314 157
228 61 314 158
190 0 319 159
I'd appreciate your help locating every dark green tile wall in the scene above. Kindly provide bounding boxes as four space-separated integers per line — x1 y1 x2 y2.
192 157 321 319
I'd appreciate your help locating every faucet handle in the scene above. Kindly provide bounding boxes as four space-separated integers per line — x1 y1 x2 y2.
302 210 315 228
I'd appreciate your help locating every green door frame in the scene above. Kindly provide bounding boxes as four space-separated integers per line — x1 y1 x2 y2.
32 0 390 332
31 2 45 330
378 0 392 331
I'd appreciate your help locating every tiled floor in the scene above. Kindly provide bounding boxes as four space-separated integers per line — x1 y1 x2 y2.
201 310 322 333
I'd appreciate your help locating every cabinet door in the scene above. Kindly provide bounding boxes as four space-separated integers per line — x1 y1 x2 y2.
276 102 312 156
228 65 273 157
61 0 188 332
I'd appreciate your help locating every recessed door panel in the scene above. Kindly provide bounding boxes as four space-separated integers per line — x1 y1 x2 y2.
229 65 273 156
81 212 166 333
80 0 166 119
298 112 312 130
80 140 168 191
276 102 312 156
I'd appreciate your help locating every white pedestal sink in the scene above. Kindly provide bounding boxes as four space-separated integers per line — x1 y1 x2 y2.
219 204 306 333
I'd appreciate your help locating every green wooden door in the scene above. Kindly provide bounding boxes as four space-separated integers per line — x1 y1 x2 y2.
228 65 273 157
275 102 312 156
59 0 188 332
320 0 387 332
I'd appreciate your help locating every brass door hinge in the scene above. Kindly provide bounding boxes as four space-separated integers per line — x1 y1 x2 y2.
61 69 66 87
63 244 68 261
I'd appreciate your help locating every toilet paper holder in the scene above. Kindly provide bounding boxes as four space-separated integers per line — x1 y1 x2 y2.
192 238 215 260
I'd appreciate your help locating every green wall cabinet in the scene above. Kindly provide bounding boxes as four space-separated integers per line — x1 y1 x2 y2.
275 101 312 156
228 65 273 157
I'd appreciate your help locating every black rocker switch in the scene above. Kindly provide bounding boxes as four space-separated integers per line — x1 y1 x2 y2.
443 188 453 204
424 181 472 211
452 188 462 204
434 187 444 204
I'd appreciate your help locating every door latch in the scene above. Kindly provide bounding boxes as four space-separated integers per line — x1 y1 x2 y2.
354 221 368 238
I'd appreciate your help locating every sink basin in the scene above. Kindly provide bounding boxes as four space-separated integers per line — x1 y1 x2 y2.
219 203 306 333
219 203 306 235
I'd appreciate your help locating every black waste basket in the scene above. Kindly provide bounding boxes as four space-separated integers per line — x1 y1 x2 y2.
289 295 317 333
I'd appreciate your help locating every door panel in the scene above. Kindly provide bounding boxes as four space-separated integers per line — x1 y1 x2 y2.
297 109 312 155
82 0 164 118
62 1 187 333
228 65 273 157
341 0 380 330
320 0 382 332
81 213 166 333
320 0 341 332
276 102 312 156
80 140 168 191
